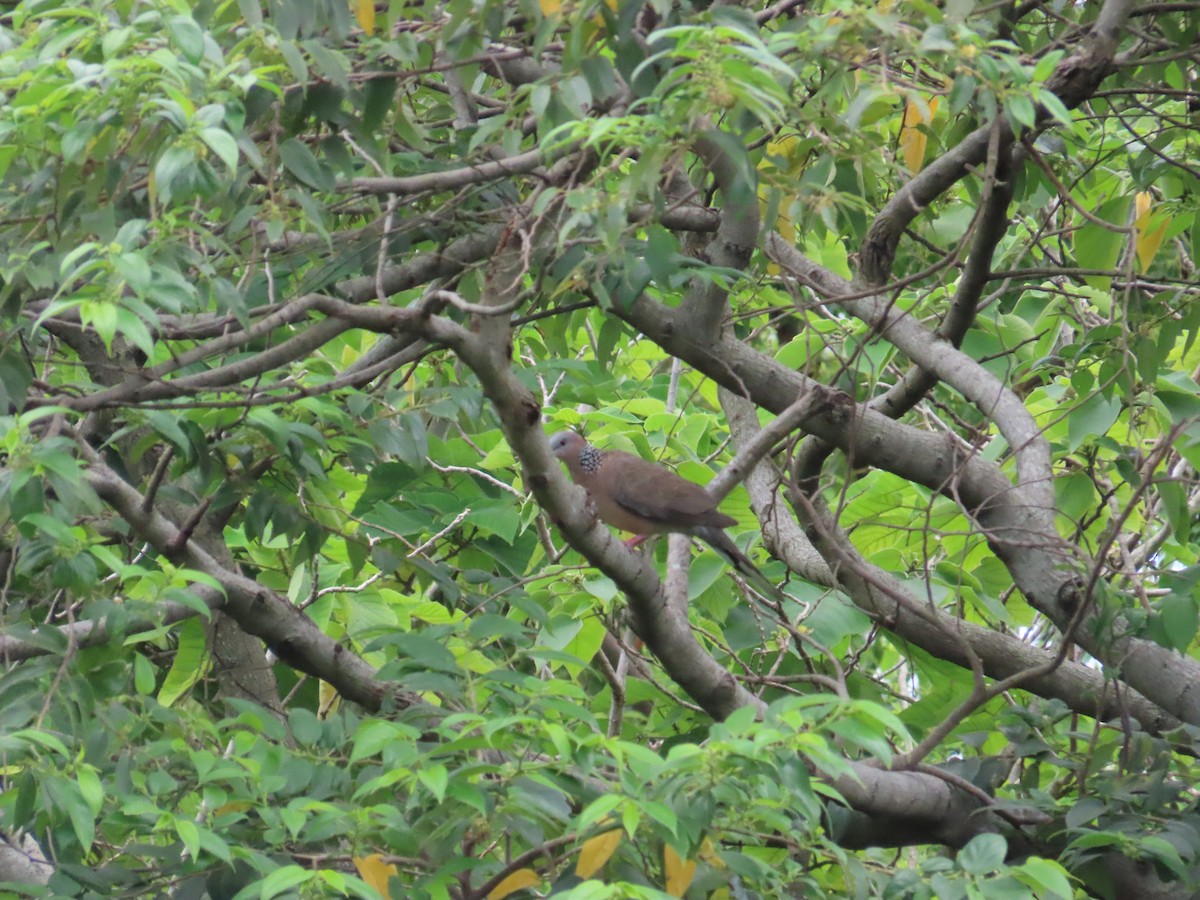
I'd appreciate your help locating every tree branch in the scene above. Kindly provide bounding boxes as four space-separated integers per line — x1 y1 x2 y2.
77 448 408 712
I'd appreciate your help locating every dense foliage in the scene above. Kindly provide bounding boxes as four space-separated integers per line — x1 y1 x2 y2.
0 0 1198 897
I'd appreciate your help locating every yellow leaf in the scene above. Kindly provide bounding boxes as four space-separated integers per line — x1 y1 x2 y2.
488 868 540 900
1134 190 1170 273
764 134 804 174
663 845 697 898
353 854 397 893
576 828 623 879
540 0 562 16
759 135 804 273
1135 190 1151 222
353 0 375 35
776 203 797 244
318 681 340 719
588 0 619 27
899 97 939 173
699 836 726 869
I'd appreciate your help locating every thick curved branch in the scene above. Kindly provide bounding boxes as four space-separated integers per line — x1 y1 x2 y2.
780 131 1015 483
871 123 1018 420
721 391 1179 736
824 766 1038 853
619 293 1063 594
79 451 406 712
860 126 1012 285
615 291 1200 727
682 130 761 338
769 235 1054 510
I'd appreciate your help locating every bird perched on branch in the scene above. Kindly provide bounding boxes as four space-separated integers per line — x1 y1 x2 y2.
548 430 763 580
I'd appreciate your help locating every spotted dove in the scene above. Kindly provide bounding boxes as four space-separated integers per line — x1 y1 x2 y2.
548 430 760 578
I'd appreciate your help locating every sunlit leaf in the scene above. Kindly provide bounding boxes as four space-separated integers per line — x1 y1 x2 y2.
1134 190 1170 273
488 868 540 899
664 845 697 897
157 618 210 707
899 97 939 173
353 0 375 35
353 853 397 892
576 828 622 879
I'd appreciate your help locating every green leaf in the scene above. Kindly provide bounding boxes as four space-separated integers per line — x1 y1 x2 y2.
1158 480 1190 542
1036 89 1074 126
1015 857 1074 900
1138 835 1189 880
1005 94 1036 130
350 720 418 762
75 765 104 815
576 794 624 831
0 144 18 180
166 15 205 63
157 618 209 707
417 763 448 802
175 817 201 860
289 708 323 745
1073 197 1131 288
153 145 196 203
1032 50 1066 82
11 729 71 758
197 826 233 864
828 717 894 765
1067 393 1121 452
45 777 96 854
393 412 428 469
1066 830 1124 850
279 138 333 191
237 0 263 25
958 833 1007 874
116 308 156 358
386 632 461 673
1065 797 1105 829
563 616 606 672
257 864 314 899
464 499 519 544
1157 593 1199 652
80 300 119 353
200 127 239 172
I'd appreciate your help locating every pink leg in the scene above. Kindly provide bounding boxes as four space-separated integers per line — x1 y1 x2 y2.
623 534 648 549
